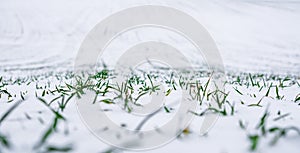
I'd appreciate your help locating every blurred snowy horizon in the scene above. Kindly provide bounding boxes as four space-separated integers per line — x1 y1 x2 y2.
0 0 300 75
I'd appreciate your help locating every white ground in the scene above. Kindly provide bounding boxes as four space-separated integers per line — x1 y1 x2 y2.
0 0 300 153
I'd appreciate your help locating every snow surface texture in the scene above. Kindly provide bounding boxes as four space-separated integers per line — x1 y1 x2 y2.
0 0 300 153
0 0 299 74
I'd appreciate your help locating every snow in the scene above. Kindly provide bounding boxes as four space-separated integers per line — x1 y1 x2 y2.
1 0 299 74
0 0 299 153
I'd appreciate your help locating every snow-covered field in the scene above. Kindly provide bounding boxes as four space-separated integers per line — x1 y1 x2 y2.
0 0 300 153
